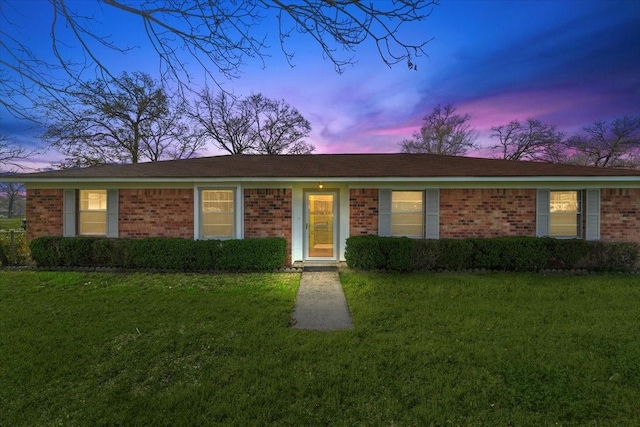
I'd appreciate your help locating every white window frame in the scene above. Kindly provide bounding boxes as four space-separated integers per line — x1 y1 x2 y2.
196 187 242 240
537 189 599 240
63 189 118 237
379 189 439 239
549 190 583 238
391 190 425 238
78 189 108 236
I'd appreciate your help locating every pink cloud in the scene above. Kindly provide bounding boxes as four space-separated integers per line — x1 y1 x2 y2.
460 87 621 135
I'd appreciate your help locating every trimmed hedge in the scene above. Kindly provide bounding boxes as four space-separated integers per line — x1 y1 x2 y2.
29 237 287 271
346 236 640 272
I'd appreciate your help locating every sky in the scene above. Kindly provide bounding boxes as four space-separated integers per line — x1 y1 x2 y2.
1 0 639 168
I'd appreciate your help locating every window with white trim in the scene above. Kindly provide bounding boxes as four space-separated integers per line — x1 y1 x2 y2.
63 189 118 237
537 189 597 240
549 190 582 238
79 190 108 235
201 189 235 239
391 191 424 238
379 189 439 239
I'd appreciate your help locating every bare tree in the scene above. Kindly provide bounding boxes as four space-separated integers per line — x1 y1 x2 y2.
188 91 255 155
0 134 31 217
0 181 25 218
489 118 565 161
42 72 203 167
0 132 37 170
564 116 640 168
400 104 478 156
1 0 438 120
245 94 313 155
190 90 312 155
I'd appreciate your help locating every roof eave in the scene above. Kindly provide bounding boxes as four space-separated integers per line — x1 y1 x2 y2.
12 175 640 184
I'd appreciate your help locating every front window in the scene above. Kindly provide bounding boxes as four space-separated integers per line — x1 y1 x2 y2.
201 189 234 239
391 191 424 238
79 190 107 235
549 190 582 237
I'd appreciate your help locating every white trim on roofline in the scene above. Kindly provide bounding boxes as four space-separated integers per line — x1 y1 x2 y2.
19 175 640 190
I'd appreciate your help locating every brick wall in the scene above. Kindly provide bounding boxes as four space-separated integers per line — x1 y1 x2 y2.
243 188 292 265
119 189 194 238
440 189 536 238
601 188 640 243
349 189 378 236
26 189 64 239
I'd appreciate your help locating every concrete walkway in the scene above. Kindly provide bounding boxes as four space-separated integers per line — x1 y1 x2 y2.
291 268 354 331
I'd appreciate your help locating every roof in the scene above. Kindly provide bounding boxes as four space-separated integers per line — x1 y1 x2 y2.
9 153 640 181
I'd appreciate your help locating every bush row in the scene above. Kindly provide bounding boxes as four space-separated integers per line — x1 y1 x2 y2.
345 236 639 272
29 237 286 271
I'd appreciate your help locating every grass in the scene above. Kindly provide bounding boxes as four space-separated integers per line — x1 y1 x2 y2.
1 270 639 425
0 217 25 230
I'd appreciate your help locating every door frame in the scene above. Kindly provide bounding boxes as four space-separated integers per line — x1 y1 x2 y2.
303 190 339 261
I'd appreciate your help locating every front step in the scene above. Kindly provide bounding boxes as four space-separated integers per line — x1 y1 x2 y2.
303 265 338 272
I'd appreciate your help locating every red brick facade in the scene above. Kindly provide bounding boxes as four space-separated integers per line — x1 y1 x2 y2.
440 189 537 238
601 188 640 243
22 186 640 259
119 189 194 238
26 189 64 240
243 188 293 265
349 189 379 236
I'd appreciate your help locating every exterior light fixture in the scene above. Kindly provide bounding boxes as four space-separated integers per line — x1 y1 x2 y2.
318 182 324 189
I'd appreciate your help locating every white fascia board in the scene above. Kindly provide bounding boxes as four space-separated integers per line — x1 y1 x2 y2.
17 175 640 188
344 176 640 188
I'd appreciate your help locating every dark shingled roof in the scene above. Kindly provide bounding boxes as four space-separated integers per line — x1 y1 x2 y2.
14 153 640 180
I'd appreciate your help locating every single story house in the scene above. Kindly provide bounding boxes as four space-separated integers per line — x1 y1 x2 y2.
10 153 640 265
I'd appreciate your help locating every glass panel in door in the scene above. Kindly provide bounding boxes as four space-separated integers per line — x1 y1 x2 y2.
308 194 334 258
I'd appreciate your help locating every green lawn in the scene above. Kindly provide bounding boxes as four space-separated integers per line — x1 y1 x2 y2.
1 271 639 425
0 217 25 230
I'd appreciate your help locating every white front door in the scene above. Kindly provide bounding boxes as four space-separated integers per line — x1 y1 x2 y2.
305 192 337 260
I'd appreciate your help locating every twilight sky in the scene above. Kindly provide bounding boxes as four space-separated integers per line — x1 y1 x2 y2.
1 0 639 168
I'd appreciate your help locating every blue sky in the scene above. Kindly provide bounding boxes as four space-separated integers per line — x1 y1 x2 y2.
1 0 639 167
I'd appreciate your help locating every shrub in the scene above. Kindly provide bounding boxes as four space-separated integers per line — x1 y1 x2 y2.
586 241 639 272
59 237 100 266
345 236 385 270
411 239 439 271
30 237 62 267
378 237 413 271
345 235 639 273
119 238 192 270
28 236 287 271
436 239 474 270
92 239 121 267
190 239 218 271
470 237 550 271
216 238 286 271
0 231 30 266
545 238 592 269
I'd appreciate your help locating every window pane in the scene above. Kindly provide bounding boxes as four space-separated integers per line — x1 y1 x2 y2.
79 190 107 236
79 211 107 235
391 191 424 237
550 191 578 237
202 190 234 238
80 190 107 211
